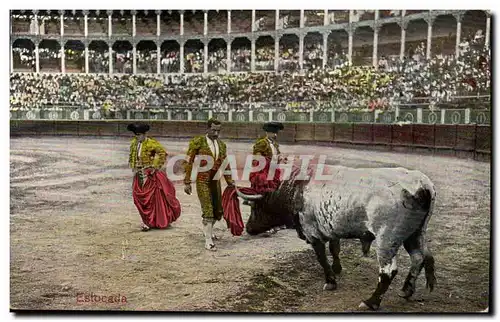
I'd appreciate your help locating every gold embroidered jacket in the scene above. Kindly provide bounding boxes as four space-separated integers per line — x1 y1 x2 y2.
129 137 167 169
184 135 234 185
253 136 280 158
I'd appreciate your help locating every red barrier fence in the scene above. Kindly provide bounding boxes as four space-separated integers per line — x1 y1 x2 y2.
10 121 491 161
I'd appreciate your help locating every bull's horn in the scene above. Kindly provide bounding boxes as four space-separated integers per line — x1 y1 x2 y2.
234 186 264 200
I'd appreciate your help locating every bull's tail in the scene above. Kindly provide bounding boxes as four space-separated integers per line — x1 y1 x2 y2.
417 186 437 292
403 185 437 292
421 187 437 292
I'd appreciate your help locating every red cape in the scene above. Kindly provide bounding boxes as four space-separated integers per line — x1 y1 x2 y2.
132 169 181 229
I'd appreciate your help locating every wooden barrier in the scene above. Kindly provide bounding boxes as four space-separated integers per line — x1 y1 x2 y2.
455 125 476 152
372 124 392 145
10 120 491 161
54 121 80 136
314 123 334 142
222 121 241 140
434 125 457 150
334 123 353 143
11 120 40 136
278 123 297 143
78 121 120 136
295 123 314 142
392 124 413 147
237 123 259 140
475 125 491 153
412 124 435 147
352 124 372 144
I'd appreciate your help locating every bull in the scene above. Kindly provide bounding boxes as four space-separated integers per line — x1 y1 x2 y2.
235 165 437 311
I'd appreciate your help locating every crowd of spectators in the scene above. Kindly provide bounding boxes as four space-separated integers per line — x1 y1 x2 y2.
13 43 335 73
10 33 490 113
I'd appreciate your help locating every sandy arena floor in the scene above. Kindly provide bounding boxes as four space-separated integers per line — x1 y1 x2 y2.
10 136 490 312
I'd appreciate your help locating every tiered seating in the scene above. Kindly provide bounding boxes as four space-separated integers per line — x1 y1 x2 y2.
12 19 31 34
159 13 180 36
112 18 132 35
64 18 84 35
87 19 107 35
279 10 300 29
184 15 204 36
44 19 60 35
254 11 275 32
231 11 252 33
304 10 324 27
255 45 274 70
207 11 227 34
136 16 156 36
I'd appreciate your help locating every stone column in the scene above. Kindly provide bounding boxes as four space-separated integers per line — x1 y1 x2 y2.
204 42 208 73
425 13 434 59
85 45 89 73
107 10 112 37
454 11 463 57
251 10 256 32
227 40 231 72
372 24 379 67
348 26 354 64
322 31 328 67
300 9 305 28
35 43 40 72
180 10 184 36
227 10 231 34
157 43 161 74
156 10 161 36
61 44 65 73
299 34 304 70
133 44 137 74
204 10 208 35
485 11 490 48
84 11 88 37
180 42 184 73
10 43 14 73
132 10 136 37
398 19 408 59
274 36 279 71
59 10 64 36
109 45 113 74
33 10 39 35
251 38 256 72
324 10 329 26
275 10 279 30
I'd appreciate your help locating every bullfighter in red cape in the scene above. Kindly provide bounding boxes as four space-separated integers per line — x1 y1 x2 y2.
250 122 285 193
248 122 287 234
221 122 309 237
128 123 181 231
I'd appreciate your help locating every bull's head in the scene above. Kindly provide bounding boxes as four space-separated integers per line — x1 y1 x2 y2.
235 184 299 235
234 186 263 201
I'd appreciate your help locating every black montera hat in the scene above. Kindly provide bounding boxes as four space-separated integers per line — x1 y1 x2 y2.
127 123 150 134
263 122 284 133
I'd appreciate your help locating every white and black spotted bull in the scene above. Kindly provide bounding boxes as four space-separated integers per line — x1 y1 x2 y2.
236 165 437 311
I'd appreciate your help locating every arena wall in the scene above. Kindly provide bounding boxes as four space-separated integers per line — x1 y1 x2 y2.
10 120 491 161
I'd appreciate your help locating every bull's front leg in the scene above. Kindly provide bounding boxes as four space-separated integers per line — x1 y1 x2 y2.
328 237 342 275
311 238 337 291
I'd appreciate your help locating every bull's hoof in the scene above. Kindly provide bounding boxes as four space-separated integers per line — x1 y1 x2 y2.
205 243 217 251
322 282 337 291
398 288 414 299
359 301 379 311
332 262 342 275
426 275 437 292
